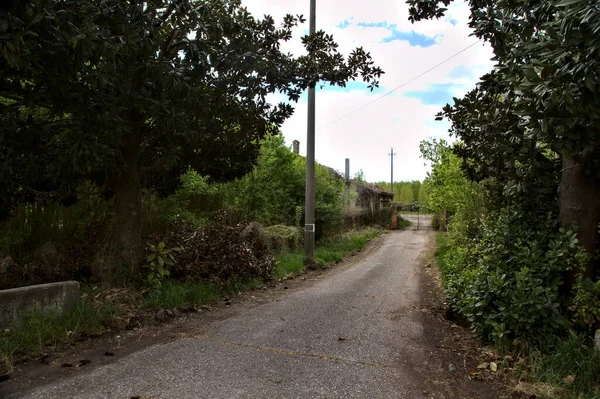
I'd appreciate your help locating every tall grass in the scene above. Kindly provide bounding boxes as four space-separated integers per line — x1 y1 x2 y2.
530 334 600 399
0 299 120 374
274 228 382 278
141 279 262 309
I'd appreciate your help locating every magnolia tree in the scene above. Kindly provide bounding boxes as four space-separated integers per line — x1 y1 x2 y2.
408 0 600 281
1 0 383 272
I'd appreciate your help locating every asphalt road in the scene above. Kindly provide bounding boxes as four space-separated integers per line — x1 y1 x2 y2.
19 223 442 399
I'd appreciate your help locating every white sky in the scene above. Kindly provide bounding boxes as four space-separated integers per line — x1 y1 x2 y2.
242 0 494 182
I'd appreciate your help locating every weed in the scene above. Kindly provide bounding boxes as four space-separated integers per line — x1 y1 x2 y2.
0 299 119 374
274 253 305 278
531 334 600 398
274 228 382 278
141 278 263 309
141 281 221 309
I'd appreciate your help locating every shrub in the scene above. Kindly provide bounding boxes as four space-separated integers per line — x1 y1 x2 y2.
440 209 583 347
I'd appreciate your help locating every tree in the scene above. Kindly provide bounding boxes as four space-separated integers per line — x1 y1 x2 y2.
407 0 600 280
417 181 429 206
410 180 421 202
398 184 414 205
237 135 343 228
420 139 479 218
1 0 383 272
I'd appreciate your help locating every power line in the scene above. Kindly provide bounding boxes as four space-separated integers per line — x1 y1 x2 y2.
317 40 482 130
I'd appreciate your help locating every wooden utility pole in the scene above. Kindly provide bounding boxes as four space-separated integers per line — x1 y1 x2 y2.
304 0 317 262
388 148 396 199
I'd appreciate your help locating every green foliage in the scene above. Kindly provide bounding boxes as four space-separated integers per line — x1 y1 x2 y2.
274 253 306 278
0 0 383 271
398 185 414 204
373 180 422 203
439 210 584 347
570 277 600 332
0 182 113 258
417 181 430 206
144 242 181 287
141 281 222 309
397 216 412 229
235 135 344 228
158 170 216 229
410 0 600 351
532 334 600 398
420 139 480 217
315 228 382 265
273 228 382 277
237 135 304 225
0 298 121 373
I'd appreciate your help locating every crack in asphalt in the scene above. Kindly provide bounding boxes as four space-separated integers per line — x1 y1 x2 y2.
192 336 391 369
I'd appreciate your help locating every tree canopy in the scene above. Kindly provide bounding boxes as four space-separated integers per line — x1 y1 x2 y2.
1 0 383 269
408 0 600 279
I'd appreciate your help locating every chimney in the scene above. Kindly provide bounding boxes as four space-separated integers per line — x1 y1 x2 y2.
292 140 300 154
345 158 350 186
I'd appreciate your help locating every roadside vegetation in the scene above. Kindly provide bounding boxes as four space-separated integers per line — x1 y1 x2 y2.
0 226 384 374
0 0 397 377
410 1 600 396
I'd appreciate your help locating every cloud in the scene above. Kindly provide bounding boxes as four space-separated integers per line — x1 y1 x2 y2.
405 83 464 106
354 21 441 47
241 0 495 182
448 65 475 79
337 19 352 29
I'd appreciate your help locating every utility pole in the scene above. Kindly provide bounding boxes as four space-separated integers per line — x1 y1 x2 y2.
304 0 317 262
388 148 396 200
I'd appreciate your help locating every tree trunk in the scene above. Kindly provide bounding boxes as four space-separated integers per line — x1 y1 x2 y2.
559 152 600 287
114 124 143 276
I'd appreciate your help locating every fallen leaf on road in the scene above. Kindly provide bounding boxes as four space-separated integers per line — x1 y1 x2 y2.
563 375 575 385
468 369 480 376
490 362 498 372
477 362 490 369
76 359 91 368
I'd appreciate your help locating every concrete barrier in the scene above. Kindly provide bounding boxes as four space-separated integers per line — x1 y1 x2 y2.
0 281 80 328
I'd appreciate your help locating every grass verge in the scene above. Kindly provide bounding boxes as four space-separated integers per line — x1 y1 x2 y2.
141 278 263 309
526 334 600 399
1 298 121 374
274 227 382 278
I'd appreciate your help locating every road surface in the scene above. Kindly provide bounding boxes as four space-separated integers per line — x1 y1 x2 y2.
7 219 497 398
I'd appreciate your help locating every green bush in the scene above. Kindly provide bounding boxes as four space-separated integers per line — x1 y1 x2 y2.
154 170 216 229
440 209 583 347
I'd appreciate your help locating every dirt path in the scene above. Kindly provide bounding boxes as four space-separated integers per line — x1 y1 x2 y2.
2 224 505 398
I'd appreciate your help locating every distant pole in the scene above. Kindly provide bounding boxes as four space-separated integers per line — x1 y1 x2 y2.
388 148 396 199
304 0 317 262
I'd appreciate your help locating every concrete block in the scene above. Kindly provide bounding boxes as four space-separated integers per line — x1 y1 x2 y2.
0 281 80 328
